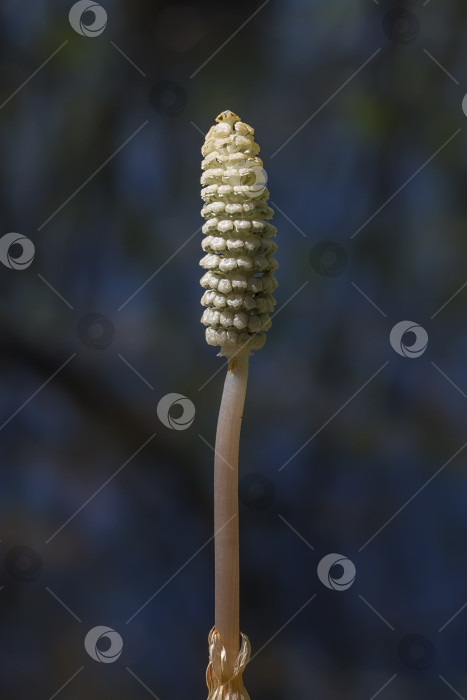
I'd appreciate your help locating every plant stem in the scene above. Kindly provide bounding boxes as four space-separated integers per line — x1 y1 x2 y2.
214 347 250 677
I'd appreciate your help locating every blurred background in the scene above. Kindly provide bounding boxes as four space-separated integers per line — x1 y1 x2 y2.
0 0 467 698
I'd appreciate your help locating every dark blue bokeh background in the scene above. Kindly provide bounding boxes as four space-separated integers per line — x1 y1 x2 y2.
1 1 467 698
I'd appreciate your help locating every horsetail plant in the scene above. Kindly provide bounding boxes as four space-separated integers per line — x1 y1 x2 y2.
200 110 278 699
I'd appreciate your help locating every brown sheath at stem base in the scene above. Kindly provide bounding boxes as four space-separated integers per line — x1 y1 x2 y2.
206 626 251 700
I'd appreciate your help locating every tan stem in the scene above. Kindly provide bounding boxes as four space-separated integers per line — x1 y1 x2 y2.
214 347 249 677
